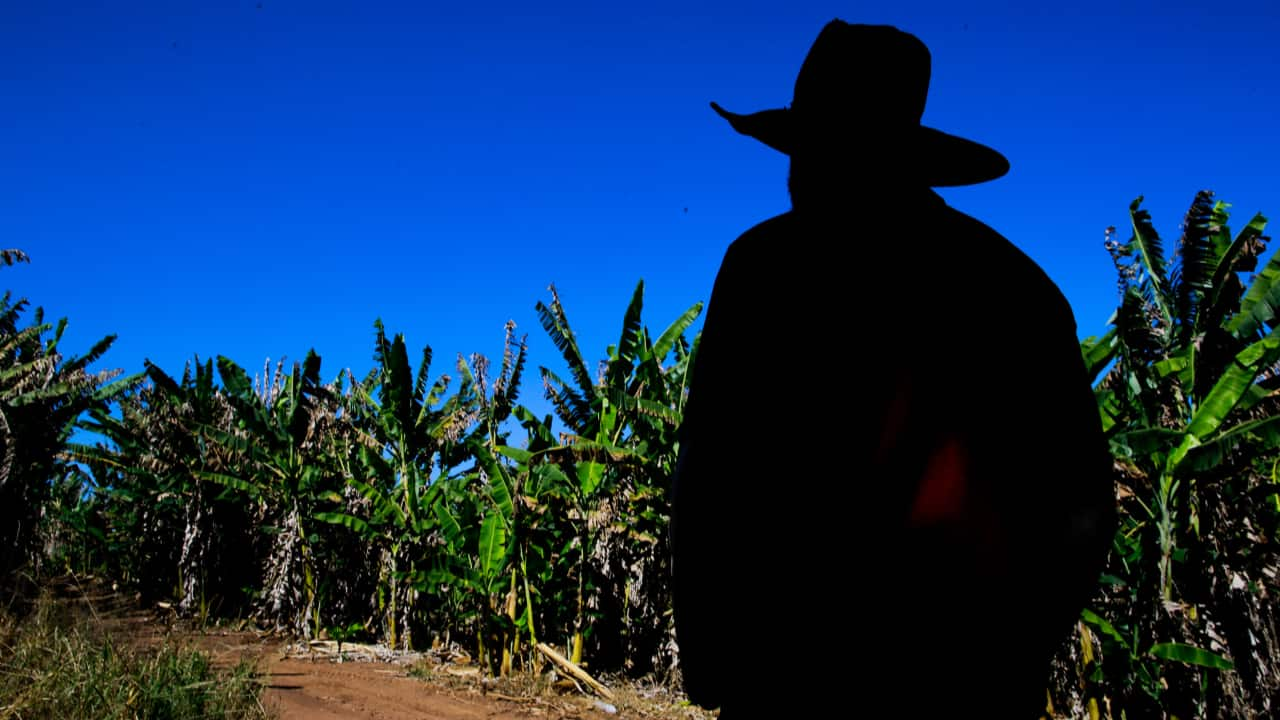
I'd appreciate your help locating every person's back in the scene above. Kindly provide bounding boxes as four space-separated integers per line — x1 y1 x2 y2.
671 21 1115 717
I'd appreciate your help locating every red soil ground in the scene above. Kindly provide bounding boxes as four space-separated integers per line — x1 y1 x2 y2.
44 575 712 720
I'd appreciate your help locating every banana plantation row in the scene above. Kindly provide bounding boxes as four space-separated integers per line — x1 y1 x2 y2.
8 279 700 678
3 192 1280 717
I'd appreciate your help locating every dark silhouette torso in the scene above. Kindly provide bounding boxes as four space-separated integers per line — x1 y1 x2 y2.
671 189 1114 716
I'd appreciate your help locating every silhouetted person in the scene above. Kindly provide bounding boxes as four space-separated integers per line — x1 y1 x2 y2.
671 21 1115 717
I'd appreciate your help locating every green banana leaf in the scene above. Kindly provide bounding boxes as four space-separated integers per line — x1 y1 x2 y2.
1225 213 1274 340
478 511 509 588
1148 642 1233 670
1186 325 1280 441
1081 608 1129 649
1129 196 1173 326
314 511 373 537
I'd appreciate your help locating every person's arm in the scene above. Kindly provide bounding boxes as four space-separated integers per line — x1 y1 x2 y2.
669 239 754 710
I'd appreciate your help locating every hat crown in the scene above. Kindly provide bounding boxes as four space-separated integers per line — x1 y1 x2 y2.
790 22 931 130
708 19 1009 186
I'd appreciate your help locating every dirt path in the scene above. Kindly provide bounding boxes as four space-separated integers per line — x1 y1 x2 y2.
41 577 706 720
263 657 541 720
177 627 680 720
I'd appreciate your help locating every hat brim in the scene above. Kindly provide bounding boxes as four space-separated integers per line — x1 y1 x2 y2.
710 102 1009 187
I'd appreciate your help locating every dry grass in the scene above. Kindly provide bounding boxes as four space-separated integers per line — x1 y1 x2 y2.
400 653 718 719
0 587 272 720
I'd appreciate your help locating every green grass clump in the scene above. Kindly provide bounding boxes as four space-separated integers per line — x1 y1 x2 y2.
0 594 271 719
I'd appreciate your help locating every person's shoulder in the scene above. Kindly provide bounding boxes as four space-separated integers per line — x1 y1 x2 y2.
727 211 796 249
939 204 1079 327
713 212 797 276
939 203 1024 255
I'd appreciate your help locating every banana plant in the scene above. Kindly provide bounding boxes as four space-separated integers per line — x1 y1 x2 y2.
314 320 479 649
1081 608 1233 709
431 438 518 674
419 323 535 674
429 406 581 677
1092 193 1273 596
0 287 138 579
535 280 701 667
199 351 345 638
74 357 252 614
145 359 225 614
1081 192 1277 716
492 408 570 664
463 322 530 674
70 383 181 596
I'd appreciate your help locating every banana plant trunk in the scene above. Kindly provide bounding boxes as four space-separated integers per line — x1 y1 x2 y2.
380 548 398 650
501 568 517 675
572 529 586 665
521 549 538 647
259 499 314 638
399 558 415 651
381 546 415 651
177 479 207 616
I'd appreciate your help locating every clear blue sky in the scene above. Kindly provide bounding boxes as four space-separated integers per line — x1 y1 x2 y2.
4 1 1278 423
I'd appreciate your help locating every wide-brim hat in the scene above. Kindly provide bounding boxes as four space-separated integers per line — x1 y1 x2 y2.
711 21 1010 187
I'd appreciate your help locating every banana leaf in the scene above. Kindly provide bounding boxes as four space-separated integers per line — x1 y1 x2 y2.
536 286 595 400
314 511 373 537
1148 642 1233 670
652 301 705 365
1224 212 1274 340
605 280 645 390
1186 326 1280 441
1129 196 1173 326
1081 328 1118 382
1081 609 1129 649
478 511 509 589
